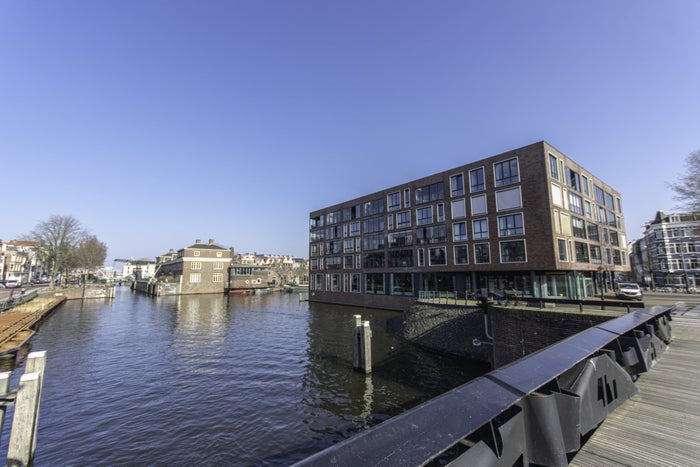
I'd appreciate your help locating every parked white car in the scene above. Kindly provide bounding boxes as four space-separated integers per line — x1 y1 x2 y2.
615 282 643 300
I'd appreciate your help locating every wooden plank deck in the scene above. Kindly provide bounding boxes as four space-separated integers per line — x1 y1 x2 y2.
570 311 700 466
0 295 66 354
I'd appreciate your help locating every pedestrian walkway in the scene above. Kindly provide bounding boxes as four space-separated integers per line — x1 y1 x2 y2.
570 311 700 466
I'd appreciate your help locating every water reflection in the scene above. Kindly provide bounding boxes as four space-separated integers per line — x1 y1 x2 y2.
4 288 487 465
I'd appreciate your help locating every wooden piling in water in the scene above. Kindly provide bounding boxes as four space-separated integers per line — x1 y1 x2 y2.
7 372 41 465
353 315 372 374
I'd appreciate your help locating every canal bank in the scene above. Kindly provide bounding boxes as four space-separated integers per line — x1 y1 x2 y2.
5 287 484 465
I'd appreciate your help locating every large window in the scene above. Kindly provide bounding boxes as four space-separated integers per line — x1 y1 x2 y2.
567 168 581 191
498 213 524 237
363 234 385 251
364 217 384 233
454 245 469 265
388 231 413 248
470 167 485 192
471 194 487 216
549 154 559 180
575 242 589 263
429 247 447 265
473 219 489 239
586 222 599 242
450 173 465 197
474 243 490 264
191 262 202 270
416 225 447 244
387 192 401 211
391 273 413 296
451 199 466 219
189 273 201 283
365 273 385 294
500 240 526 263
572 217 586 239
388 250 413 268
351 274 361 292
396 211 411 228
213 273 223 283
494 158 519 186
364 198 384 216
342 205 361 221
453 222 467 241
364 252 385 268
496 187 522 211
415 182 444 204
569 192 583 215
416 206 433 225
557 238 568 261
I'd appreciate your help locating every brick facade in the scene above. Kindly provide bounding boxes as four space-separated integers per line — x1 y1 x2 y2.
309 141 630 310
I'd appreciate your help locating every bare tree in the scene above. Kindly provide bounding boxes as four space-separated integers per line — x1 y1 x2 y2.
667 149 700 212
29 215 86 286
69 235 108 279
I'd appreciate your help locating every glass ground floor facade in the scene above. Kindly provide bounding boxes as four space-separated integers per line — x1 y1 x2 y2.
310 268 620 303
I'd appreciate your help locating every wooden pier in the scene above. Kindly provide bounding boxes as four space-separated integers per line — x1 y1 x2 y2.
571 311 700 466
0 295 66 355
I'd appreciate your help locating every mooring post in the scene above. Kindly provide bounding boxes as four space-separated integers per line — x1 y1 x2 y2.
361 321 372 374
353 316 372 374
0 371 11 441
7 373 41 466
353 315 362 370
25 351 47 461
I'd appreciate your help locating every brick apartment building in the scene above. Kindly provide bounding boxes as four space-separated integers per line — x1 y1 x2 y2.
155 239 233 294
308 141 630 310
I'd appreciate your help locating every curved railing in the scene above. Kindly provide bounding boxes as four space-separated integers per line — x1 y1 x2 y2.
295 306 672 466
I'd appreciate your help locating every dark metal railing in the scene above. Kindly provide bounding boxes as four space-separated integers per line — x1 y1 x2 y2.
294 306 672 466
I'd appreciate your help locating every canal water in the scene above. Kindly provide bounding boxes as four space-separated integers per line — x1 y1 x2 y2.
2 287 487 466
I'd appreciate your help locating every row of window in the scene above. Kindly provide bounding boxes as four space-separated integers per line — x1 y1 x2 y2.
310 158 521 229
310 187 523 242
310 214 527 257
188 273 224 283
188 262 227 270
310 240 527 270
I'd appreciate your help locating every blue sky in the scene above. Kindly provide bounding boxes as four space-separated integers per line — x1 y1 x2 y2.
1 1 698 263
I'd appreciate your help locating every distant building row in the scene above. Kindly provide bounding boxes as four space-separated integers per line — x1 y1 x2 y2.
0 240 47 285
124 239 309 295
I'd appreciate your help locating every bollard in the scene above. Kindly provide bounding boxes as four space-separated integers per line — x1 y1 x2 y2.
353 316 372 374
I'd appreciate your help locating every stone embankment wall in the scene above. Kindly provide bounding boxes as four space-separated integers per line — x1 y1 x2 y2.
389 303 492 363
391 303 618 369
489 306 613 368
39 285 115 300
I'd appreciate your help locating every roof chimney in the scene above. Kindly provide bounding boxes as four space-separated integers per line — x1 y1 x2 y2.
195 239 201 244
209 239 215 245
